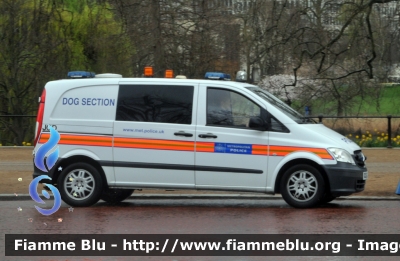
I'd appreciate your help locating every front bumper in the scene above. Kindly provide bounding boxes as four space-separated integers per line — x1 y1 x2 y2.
323 162 367 197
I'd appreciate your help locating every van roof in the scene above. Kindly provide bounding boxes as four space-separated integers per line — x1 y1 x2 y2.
47 77 256 89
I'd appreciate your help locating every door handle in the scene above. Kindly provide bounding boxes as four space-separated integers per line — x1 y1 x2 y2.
174 131 193 137
198 133 218 139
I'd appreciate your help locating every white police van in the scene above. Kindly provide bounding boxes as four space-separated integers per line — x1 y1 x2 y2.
32 72 367 208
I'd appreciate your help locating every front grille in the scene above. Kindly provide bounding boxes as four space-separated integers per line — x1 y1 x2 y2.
356 180 366 191
353 150 366 167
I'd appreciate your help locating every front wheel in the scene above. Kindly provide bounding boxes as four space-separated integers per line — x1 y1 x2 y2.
280 164 325 208
57 162 103 207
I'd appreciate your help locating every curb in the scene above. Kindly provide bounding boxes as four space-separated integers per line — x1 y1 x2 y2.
1 194 399 201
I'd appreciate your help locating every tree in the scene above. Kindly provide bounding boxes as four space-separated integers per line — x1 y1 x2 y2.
109 0 238 78
243 0 400 115
0 0 56 145
0 0 134 145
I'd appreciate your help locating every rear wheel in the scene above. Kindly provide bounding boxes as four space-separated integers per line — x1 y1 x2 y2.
57 162 103 207
101 189 134 204
280 164 325 208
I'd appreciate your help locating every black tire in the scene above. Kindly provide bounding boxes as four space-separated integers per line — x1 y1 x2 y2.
57 162 103 207
101 189 134 204
280 164 325 208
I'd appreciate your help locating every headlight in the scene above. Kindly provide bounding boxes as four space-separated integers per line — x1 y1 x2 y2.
328 148 355 164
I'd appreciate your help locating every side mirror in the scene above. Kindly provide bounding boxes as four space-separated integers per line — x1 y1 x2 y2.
249 117 268 131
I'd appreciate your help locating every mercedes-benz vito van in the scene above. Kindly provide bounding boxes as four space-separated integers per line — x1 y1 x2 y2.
32 74 367 208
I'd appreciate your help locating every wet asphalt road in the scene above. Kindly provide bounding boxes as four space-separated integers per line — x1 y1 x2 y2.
1 198 400 261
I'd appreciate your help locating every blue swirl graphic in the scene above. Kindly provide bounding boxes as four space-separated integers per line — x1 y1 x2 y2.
34 126 60 172
29 175 61 216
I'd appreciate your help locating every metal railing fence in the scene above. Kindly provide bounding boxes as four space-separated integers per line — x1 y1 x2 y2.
0 115 36 146
310 115 400 148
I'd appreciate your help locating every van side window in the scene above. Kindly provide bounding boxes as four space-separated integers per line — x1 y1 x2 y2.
269 116 290 133
116 85 194 124
207 88 261 128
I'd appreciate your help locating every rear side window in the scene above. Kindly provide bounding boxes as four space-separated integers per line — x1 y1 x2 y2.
116 85 194 124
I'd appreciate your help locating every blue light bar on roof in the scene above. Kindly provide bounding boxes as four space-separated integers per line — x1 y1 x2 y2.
204 72 231 81
67 71 95 78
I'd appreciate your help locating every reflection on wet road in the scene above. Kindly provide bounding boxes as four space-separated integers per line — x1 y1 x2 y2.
1 199 399 261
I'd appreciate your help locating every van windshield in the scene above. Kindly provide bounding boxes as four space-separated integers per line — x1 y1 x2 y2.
246 87 315 124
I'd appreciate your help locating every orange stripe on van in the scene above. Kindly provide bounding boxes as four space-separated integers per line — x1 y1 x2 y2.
114 137 195 151
269 145 333 160
251 145 268 155
38 133 332 159
195 142 215 152
39 133 112 147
